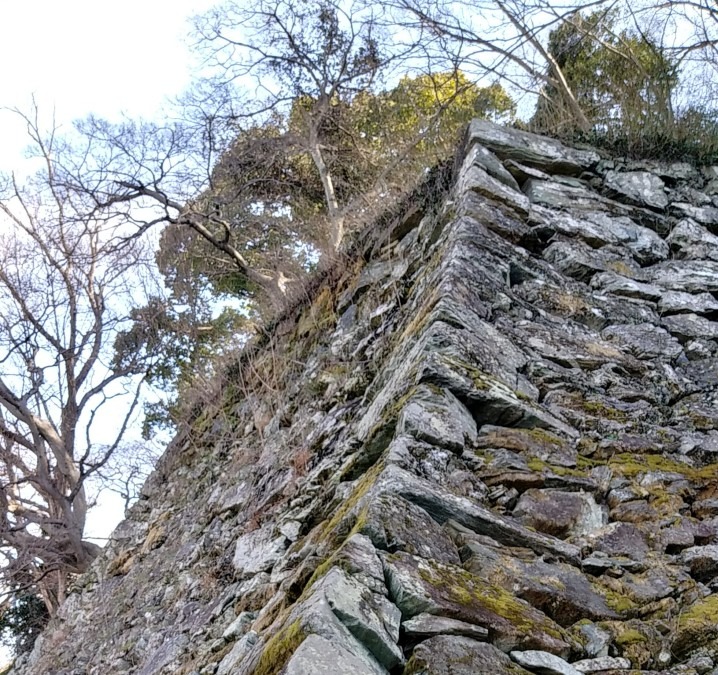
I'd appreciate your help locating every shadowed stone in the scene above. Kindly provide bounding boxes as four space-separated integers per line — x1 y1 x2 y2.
406 636 532 674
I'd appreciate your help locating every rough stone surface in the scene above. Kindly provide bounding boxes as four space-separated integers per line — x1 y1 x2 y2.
510 649 583 675
406 635 532 674
14 120 718 675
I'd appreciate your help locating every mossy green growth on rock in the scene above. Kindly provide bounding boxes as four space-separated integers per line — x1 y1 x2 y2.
608 453 718 482
416 558 565 643
599 586 639 615
674 594 718 655
253 619 307 675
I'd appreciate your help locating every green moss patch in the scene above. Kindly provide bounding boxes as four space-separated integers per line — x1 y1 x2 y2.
253 619 307 675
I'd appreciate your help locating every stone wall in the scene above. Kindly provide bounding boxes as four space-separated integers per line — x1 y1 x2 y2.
14 121 718 675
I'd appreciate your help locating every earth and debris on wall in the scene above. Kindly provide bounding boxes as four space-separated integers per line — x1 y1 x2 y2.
14 120 718 675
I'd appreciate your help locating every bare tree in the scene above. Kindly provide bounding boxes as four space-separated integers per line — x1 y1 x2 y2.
0 107 159 617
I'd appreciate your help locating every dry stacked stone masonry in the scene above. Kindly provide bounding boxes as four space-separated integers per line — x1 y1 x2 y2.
14 121 718 675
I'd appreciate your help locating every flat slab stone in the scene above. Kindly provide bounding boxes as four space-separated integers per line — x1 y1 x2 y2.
658 291 718 315
382 551 569 655
648 260 718 293
319 568 403 669
510 649 583 675
513 489 605 540
402 613 489 642
602 324 683 360
662 314 718 340
358 493 461 565
406 635 532 674
460 532 619 625
397 384 477 454
376 464 581 564
604 170 668 211
666 218 718 260
233 526 288 576
591 273 662 301
283 633 388 675
466 119 599 174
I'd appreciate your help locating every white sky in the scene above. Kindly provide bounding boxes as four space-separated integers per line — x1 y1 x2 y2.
0 1 219 545
0 0 217 170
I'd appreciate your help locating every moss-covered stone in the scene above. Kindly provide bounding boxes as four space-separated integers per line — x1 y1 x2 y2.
253 619 307 675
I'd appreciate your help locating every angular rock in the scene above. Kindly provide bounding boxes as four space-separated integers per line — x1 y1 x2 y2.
662 314 718 341
672 202 718 228
572 656 631 672
604 170 668 211
648 260 718 293
546 243 608 285
459 532 620 625
320 568 403 670
232 526 288 576
359 493 461 565
466 119 599 174
475 426 577 468
658 291 718 315
586 523 650 560
402 613 489 643
602 323 683 360
283 633 388 675
458 161 530 217
681 545 718 581
405 635 532 674
330 534 389 597
513 489 605 540
397 384 477 454
526 180 627 214
376 464 581 563
666 218 718 261
382 551 570 655
591 273 663 301
510 649 583 675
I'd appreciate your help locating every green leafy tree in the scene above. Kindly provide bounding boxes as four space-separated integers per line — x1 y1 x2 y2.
532 11 678 140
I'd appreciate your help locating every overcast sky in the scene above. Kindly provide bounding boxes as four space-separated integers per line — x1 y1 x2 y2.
0 0 221 542
0 0 217 171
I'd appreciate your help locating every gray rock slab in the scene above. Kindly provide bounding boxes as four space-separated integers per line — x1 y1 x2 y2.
320 567 403 669
466 119 599 174
662 314 718 340
376 464 581 563
402 613 489 642
666 218 718 260
648 260 718 293
382 551 569 655
585 212 668 264
458 163 530 217
358 492 461 565
604 170 668 211
406 635 532 674
467 143 521 190
672 202 718 228
460 533 619 625
397 384 477 453
602 323 684 360
513 489 605 540
681 545 718 581
572 656 631 673
217 632 258 675
586 522 650 560
331 533 389 596
659 291 718 315
543 241 607 282
283 633 388 675
591 272 663 301
232 526 288 576
526 179 627 214
510 650 583 675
